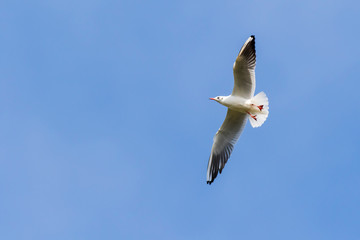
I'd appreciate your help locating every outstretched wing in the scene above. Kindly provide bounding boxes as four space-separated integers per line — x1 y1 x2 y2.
207 110 247 184
232 35 256 99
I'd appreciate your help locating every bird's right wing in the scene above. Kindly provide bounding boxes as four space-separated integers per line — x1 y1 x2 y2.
232 35 256 99
207 110 247 184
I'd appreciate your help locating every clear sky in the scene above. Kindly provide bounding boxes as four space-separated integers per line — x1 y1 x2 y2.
1 0 360 239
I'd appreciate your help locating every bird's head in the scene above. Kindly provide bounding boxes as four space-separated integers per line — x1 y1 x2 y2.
209 96 224 103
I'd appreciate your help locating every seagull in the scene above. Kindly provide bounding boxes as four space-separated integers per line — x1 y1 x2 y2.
207 35 269 184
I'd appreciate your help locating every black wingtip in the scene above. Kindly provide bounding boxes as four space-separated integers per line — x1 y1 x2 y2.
251 35 255 39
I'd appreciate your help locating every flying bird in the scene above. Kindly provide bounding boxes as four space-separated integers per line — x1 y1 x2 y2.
207 35 269 184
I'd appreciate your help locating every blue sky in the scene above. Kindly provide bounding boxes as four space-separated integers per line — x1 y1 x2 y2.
1 0 360 239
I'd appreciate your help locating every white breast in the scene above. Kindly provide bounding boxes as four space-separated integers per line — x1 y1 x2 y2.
222 96 251 113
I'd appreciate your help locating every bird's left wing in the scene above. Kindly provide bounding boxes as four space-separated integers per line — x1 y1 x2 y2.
207 109 247 184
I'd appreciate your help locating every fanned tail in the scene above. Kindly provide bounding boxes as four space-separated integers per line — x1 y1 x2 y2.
248 92 269 128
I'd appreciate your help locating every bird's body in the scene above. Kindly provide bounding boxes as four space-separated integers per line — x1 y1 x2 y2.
207 35 269 184
217 95 256 113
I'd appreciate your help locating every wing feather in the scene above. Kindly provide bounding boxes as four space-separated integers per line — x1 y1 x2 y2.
206 110 247 184
232 35 256 98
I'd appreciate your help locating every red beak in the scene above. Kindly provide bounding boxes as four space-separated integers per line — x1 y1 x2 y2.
209 98 216 100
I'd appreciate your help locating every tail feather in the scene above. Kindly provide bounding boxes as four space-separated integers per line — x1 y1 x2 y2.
249 92 269 128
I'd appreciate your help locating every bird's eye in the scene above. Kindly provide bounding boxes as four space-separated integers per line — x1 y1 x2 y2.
217 97 219 99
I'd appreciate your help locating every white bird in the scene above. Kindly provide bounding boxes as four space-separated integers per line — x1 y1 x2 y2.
207 35 269 184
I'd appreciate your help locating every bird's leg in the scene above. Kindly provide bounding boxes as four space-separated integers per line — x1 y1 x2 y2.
251 104 264 111
247 111 257 121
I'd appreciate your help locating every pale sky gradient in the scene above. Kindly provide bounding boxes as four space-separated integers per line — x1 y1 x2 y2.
1 0 360 239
